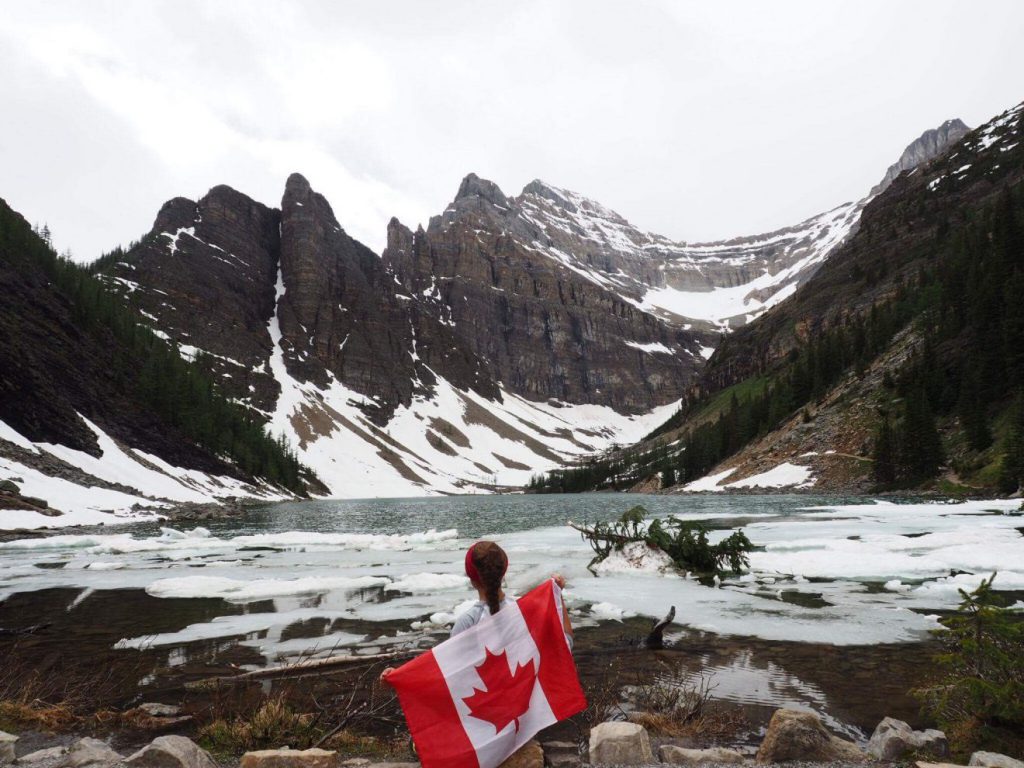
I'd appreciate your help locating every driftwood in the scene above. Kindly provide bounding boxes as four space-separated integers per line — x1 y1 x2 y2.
184 651 401 689
646 606 675 649
0 623 51 636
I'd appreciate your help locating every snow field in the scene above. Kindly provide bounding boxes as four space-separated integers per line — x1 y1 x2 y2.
0 416 285 530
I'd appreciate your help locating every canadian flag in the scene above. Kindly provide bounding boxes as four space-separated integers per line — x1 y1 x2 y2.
388 579 587 768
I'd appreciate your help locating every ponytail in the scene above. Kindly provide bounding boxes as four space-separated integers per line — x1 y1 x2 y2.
466 541 508 614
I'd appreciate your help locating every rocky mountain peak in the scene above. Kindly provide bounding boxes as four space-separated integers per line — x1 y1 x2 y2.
454 173 510 207
520 179 578 212
870 117 970 196
285 172 313 194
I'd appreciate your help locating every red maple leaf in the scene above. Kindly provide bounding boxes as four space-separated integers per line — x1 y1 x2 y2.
462 647 537 734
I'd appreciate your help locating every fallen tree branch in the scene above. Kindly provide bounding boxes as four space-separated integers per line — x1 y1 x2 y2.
567 520 633 544
184 652 401 689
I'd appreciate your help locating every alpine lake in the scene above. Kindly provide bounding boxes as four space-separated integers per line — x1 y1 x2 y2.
2 492 1022 748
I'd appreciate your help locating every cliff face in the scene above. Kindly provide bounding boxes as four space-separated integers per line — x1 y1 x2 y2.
84 115 973 498
383 175 701 412
533 101 1023 496
870 118 971 197
102 185 282 415
98 174 690 496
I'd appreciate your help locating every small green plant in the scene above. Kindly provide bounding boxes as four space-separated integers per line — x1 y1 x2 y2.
571 505 752 575
913 573 1024 757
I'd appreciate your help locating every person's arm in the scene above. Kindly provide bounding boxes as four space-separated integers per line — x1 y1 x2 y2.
550 572 574 640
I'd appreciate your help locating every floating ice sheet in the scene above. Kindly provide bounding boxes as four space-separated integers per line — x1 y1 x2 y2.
1 497 1021 655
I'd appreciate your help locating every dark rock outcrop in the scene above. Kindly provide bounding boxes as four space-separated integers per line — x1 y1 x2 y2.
0 198 237 475
102 185 282 415
384 175 699 412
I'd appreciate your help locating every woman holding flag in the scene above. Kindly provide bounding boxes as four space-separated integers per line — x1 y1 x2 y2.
381 541 586 768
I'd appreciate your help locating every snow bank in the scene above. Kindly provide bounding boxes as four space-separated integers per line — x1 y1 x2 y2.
0 418 282 531
593 540 676 574
683 468 736 492
682 462 815 492
726 463 815 489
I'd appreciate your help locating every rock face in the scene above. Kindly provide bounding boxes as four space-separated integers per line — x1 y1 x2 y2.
868 717 947 760
384 175 700 411
98 173 694 496
588 721 654 765
123 736 217 768
871 119 971 197
102 185 282 416
755 709 868 763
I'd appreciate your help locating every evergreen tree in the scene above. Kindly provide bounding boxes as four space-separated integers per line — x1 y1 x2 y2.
899 387 944 480
998 394 1024 494
959 368 993 451
873 415 897 484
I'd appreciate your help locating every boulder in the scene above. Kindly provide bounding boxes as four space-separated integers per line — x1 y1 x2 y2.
588 722 654 766
498 740 542 768
756 709 868 763
868 718 947 760
659 745 746 764
123 736 217 768
1 732 17 767
239 749 337 768
917 730 949 756
16 746 66 765
64 739 122 768
917 762 968 768
970 752 1024 768
540 741 579 768
138 703 182 718
868 717 917 760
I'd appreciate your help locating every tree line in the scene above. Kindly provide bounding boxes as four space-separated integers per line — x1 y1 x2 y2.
529 183 1024 494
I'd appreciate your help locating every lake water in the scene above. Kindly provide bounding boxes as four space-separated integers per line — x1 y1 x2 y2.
1 493 1021 739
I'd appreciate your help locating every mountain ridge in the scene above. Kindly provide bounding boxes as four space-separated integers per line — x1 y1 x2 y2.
529 100 1023 496
0 110 984 513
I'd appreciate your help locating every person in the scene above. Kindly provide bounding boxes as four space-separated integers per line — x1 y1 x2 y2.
381 540 573 684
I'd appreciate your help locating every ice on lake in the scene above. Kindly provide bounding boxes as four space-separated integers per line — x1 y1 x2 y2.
1 494 1021 664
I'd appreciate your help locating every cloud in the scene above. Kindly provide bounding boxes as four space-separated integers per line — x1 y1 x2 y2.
1 0 1023 261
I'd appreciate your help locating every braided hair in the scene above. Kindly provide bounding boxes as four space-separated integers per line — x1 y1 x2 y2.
467 541 508 614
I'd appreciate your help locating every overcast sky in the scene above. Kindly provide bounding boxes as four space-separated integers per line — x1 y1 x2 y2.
1 1 1022 262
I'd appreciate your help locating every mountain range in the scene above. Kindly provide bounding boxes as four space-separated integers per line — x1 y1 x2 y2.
3 102 1017 523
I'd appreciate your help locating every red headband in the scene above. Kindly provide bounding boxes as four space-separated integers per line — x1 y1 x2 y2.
465 542 507 584
465 543 481 583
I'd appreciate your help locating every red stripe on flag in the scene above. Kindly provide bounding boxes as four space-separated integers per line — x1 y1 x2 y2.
390 650 479 768
518 581 588 720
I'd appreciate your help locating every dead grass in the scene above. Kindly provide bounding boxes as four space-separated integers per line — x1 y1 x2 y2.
198 696 321 754
0 649 148 733
623 672 748 741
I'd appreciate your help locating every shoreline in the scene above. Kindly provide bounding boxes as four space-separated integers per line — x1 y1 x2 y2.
3 489 1020 540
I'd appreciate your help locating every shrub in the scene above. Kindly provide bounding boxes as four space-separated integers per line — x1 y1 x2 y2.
572 505 752 575
913 573 1024 756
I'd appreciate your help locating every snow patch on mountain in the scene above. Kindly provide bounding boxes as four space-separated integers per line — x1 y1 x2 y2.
0 417 285 531
261 267 681 497
680 461 815 492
